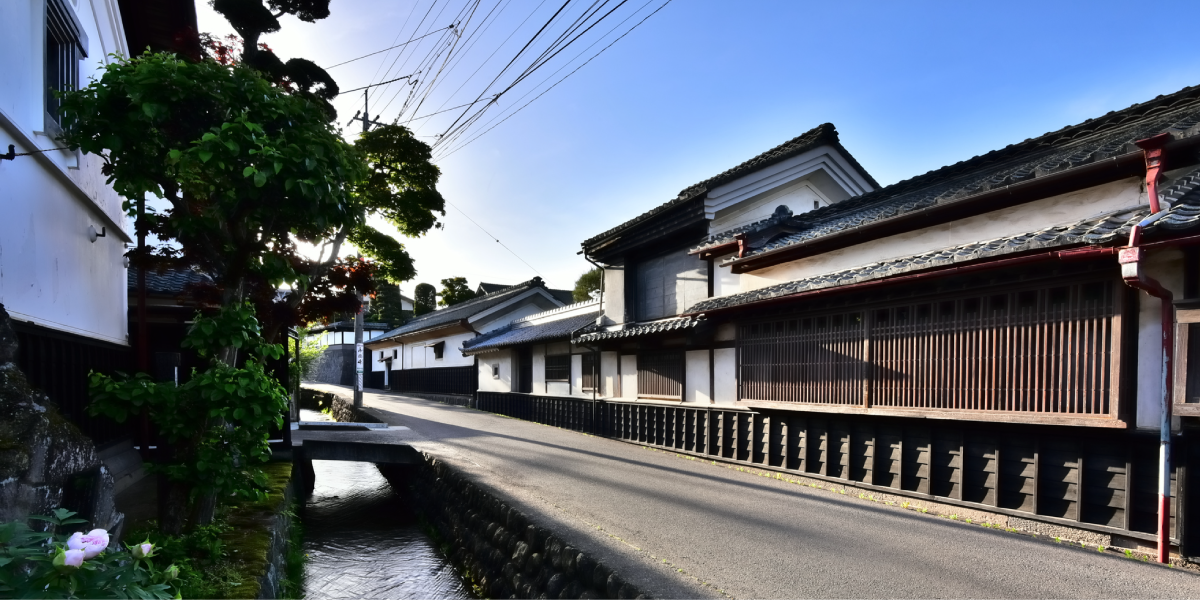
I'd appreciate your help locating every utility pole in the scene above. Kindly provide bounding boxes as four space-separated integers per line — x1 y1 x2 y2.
354 291 367 408
347 89 387 134
345 75 410 408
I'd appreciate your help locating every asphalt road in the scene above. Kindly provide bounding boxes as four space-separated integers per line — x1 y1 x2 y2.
307 384 1200 599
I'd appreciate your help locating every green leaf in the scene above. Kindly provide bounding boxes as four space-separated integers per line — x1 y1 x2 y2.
242 166 257 177
168 149 181 160
198 150 213 163
253 170 267 187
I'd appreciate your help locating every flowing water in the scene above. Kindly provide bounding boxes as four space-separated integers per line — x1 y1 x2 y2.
298 412 473 598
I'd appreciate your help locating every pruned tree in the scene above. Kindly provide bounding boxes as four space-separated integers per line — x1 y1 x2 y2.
438 277 477 307
366 282 411 328
414 283 437 316
210 0 339 117
573 267 602 302
59 54 444 344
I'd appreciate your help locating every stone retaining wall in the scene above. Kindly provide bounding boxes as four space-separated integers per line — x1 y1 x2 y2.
402 456 648 600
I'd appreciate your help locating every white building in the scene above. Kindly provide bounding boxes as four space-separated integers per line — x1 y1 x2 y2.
364 277 567 395
1 0 133 348
472 96 1200 555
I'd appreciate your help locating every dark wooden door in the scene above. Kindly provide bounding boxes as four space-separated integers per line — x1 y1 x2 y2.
518 348 533 394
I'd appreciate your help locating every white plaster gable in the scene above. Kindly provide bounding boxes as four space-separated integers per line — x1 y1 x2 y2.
703 145 875 223
467 288 564 330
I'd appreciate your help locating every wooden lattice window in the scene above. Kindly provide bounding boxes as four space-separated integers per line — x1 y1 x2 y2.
545 354 570 382
638 351 683 400
582 353 597 390
738 279 1123 423
45 0 87 128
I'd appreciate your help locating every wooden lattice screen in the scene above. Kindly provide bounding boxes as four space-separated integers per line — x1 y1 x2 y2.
545 354 570 382
738 280 1122 422
638 351 684 400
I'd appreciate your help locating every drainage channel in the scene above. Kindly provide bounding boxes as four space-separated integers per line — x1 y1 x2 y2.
300 459 475 599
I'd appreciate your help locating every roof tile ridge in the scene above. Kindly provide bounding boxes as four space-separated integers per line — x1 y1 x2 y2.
512 298 600 325
410 276 547 322
791 85 1200 227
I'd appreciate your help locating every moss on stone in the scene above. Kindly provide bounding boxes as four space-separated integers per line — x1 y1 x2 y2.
213 461 294 599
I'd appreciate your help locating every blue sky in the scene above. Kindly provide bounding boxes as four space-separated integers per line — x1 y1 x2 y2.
197 0 1200 298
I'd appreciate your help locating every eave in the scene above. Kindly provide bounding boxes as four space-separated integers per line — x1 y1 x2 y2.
365 320 474 348
727 136 1200 274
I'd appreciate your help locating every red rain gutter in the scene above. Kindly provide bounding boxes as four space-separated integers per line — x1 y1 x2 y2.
1119 133 1175 564
685 245 1119 319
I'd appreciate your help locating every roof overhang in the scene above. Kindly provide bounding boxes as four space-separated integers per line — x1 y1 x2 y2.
725 138 1200 273
704 146 875 220
365 320 474 348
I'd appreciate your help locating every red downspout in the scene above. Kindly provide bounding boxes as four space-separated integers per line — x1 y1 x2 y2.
1118 132 1174 564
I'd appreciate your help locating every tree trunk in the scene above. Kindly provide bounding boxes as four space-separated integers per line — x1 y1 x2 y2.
158 478 191 536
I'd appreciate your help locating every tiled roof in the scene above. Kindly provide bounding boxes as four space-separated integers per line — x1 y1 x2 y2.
575 316 703 343
477 282 572 305
724 85 1200 266
460 311 599 355
375 277 553 341
127 267 213 295
308 321 391 333
582 123 874 250
685 170 1200 315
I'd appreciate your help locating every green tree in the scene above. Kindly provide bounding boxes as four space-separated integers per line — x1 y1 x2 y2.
366 283 411 328
414 283 437 316
574 267 602 302
58 54 444 343
210 0 339 117
89 304 289 534
438 277 477 307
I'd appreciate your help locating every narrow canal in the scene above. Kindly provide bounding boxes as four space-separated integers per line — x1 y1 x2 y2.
296 407 474 598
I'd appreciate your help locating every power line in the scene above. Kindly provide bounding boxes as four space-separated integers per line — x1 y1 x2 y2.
400 95 499 124
323 26 454 70
341 74 414 94
444 199 543 277
434 0 634 151
437 0 672 159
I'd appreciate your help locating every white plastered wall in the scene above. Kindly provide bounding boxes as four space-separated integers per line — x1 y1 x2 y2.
1136 249 1186 431
684 349 711 404
713 348 737 404
734 178 1143 296
619 354 637 399
0 0 131 345
601 351 620 397
477 350 513 393
602 265 626 326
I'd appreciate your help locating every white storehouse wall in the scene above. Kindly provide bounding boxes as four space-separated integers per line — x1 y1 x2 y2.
0 0 131 345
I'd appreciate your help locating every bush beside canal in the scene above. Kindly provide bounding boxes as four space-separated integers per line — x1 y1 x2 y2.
127 461 301 599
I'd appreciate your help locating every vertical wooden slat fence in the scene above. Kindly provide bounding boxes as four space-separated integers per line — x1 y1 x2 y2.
472 391 1182 545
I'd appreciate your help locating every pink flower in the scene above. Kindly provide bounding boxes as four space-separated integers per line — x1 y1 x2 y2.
131 541 154 558
53 548 85 569
67 529 110 559
63 549 85 567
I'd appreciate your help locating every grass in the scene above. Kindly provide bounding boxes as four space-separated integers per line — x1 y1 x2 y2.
126 463 296 600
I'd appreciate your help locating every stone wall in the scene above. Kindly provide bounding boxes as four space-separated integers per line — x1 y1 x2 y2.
0 304 123 538
398 456 648 600
307 345 353 386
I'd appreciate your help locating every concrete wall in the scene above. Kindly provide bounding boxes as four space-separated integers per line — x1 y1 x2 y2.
0 0 131 346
